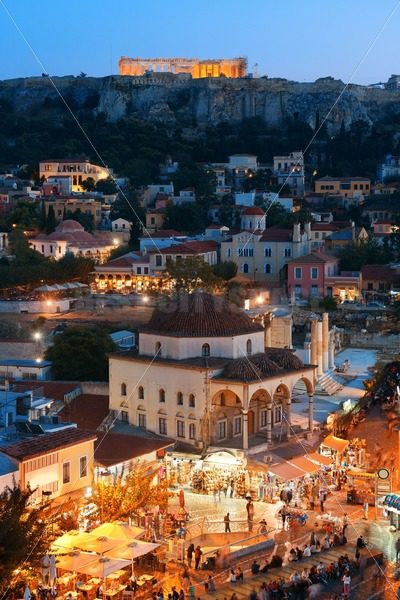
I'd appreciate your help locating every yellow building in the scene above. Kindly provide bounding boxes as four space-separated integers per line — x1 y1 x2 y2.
40 159 110 192
44 196 102 226
0 428 97 502
315 176 370 199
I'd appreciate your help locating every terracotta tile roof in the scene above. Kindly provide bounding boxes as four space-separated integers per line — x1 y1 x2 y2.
141 291 264 338
159 240 219 254
59 394 109 430
1 428 97 461
361 264 400 282
259 228 292 242
241 207 265 215
94 432 172 467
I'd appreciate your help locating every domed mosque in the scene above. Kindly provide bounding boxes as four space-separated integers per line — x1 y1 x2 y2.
109 291 316 451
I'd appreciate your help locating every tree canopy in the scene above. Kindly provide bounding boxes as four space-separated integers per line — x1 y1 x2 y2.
166 256 217 291
45 326 116 381
0 483 49 593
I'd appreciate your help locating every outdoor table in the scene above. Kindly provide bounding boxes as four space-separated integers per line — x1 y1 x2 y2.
88 579 101 586
103 585 125 599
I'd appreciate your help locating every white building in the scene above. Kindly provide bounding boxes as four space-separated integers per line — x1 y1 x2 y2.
273 152 305 196
31 220 115 263
109 292 316 451
39 159 111 193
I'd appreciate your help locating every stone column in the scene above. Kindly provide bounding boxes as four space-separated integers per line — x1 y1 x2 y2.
329 330 336 369
308 393 314 433
304 340 311 364
310 319 318 367
322 312 329 372
316 320 323 377
266 404 272 444
242 410 249 451
285 400 292 439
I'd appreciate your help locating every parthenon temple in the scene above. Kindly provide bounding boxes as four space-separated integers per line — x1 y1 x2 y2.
118 56 247 78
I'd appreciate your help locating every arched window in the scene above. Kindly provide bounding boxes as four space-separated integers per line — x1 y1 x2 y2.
264 263 271 274
264 247 272 257
246 339 252 356
202 343 210 357
189 394 195 408
138 386 144 400
189 423 196 440
226 248 231 258
159 389 165 403
177 392 183 405
242 263 249 274
155 341 162 356
121 383 127 396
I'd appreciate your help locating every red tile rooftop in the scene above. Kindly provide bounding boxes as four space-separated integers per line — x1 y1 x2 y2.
1 428 97 461
59 394 109 431
95 431 172 467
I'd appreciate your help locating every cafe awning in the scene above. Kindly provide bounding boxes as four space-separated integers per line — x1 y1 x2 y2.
322 435 349 453
90 521 144 541
72 556 131 578
268 461 305 481
106 540 159 561
289 456 320 475
55 551 98 572
306 452 332 467
52 531 94 552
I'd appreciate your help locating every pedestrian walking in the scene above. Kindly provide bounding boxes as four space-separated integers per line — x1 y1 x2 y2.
207 576 215 593
342 513 349 536
186 543 195 568
246 499 254 532
363 501 369 520
396 538 400 562
319 489 326 512
194 545 202 570
342 571 351 599
280 504 288 530
224 512 231 533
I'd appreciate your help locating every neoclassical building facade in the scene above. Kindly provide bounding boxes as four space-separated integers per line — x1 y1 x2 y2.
109 293 316 451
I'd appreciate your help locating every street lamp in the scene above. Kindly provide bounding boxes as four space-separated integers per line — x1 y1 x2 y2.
100 470 111 523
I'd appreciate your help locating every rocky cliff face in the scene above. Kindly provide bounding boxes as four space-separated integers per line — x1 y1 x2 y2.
1 74 399 133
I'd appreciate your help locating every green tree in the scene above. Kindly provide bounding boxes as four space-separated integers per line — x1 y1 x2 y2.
8 228 45 265
212 261 238 280
46 205 56 234
166 256 217 291
81 177 95 191
0 483 49 593
95 177 117 194
165 202 206 234
88 462 170 524
45 326 116 381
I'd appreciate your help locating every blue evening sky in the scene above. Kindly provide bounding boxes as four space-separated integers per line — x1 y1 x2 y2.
0 0 399 83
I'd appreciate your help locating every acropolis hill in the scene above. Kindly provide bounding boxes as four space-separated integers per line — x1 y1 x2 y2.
1 73 400 133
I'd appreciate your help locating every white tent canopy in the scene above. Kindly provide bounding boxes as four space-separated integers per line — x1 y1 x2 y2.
72 556 131 578
52 531 94 552
55 551 98 573
76 536 124 555
106 540 159 561
90 522 144 541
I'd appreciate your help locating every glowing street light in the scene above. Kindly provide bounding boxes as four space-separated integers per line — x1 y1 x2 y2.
33 332 42 342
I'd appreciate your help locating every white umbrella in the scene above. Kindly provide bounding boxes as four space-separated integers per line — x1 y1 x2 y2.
90 521 144 541
76 536 124 555
105 540 159 561
73 556 131 578
55 551 98 573
52 530 95 552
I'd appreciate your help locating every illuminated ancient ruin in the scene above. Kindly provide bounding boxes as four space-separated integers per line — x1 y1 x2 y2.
119 56 247 78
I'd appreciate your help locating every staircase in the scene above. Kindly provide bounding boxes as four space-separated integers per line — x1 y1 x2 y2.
316 371 346 396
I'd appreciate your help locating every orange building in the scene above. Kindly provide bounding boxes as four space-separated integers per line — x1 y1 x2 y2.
119 56 247 78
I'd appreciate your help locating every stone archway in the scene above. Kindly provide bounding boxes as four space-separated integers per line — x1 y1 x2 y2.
248 389 272 441
292 376 315 434
272 383 291 440
210 389 243 446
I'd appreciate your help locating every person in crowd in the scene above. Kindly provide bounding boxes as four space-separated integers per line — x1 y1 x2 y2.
227 569 236 584
207 576 215 593
186 543 195 568
251 560 260 575
303 544 311 557
258 519 267 534
235 567 243 583
288 548 298 562
224 513 231 533
342 513 349 536
319 489 326 512
342 571 351 599
356 535 366 550
194 546 202 569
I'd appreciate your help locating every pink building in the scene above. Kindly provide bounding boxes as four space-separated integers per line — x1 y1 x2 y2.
287 252 361 302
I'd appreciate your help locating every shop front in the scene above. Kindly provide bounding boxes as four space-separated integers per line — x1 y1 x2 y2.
345 470 376 505
381 493 400 529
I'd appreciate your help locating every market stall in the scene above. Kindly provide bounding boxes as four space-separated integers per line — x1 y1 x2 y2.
345 469 376 506
320 435 349 466
381 493 400 529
